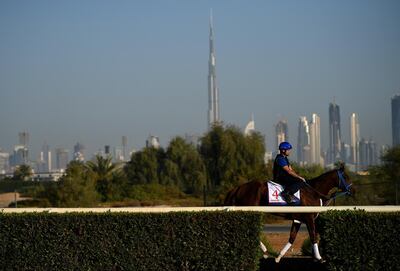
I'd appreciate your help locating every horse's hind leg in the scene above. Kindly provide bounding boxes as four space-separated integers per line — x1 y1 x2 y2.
275 220 301 263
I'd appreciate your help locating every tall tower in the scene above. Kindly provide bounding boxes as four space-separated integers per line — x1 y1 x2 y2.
329 102 342 163
297 116 310 165
310 113 322 166
392 94 400 146
208 10 220 128
350 113 360 167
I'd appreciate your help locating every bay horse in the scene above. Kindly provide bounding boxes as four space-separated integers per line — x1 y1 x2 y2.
224 164 353 263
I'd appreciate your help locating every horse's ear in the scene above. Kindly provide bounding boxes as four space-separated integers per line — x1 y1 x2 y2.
336 161 345 171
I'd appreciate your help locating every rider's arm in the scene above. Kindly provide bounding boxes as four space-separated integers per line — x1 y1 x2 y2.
282 166 306 181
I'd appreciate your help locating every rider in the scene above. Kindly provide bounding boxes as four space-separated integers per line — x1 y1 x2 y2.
273 141 307 204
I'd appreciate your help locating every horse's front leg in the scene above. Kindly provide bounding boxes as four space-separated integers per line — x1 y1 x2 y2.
275 220 301 263
305 214 324 262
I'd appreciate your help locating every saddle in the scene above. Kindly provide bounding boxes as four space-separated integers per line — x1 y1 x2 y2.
267 181 300 206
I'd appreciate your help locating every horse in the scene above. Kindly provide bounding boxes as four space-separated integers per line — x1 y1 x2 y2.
224 164 354 263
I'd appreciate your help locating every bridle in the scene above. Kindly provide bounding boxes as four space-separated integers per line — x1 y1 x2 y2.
337 169 352 196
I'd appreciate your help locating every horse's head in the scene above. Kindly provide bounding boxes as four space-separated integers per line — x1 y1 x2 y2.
336 163 354 196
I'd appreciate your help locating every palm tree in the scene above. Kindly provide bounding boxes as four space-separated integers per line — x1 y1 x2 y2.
86 155 120 201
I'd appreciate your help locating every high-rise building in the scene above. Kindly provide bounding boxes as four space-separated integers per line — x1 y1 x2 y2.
73 142 85 161
329 102 342 163
19 131 29 146
122 136 128 161
309 113 323 166
359 138 378 171
56 148 69 170
350 113 360 168
297 116 310 165
39 142 51 172
208 10 220 128
275 120 288 150
244 114 256 136
392 94 400 146
0 149 10 174
10 145 29 166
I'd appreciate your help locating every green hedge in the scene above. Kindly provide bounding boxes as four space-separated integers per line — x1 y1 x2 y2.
317 210 400 271
0 211 263 271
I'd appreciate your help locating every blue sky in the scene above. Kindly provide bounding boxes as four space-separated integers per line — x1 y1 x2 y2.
0 0 399 159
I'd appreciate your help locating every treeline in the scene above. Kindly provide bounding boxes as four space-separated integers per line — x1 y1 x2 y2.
20 125 269 207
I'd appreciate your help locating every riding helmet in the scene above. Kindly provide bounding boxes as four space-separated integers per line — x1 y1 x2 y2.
279 141 292 150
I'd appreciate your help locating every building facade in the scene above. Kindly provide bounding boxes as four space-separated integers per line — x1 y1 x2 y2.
392 94 400 146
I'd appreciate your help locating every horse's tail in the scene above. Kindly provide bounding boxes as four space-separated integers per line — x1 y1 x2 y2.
224 186 240 206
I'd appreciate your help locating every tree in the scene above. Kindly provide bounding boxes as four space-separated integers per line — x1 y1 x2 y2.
86 155 121 201
124 147 165 185
200 124 267 192
369 146 400 204
161 137 206 194
13 164 33 181
56 161 99 207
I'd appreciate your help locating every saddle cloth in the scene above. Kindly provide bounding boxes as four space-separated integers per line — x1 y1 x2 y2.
267 181 300 205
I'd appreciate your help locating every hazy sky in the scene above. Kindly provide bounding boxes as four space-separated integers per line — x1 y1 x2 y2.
1 0 399 159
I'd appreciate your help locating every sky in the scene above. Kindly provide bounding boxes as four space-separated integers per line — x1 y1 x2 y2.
0 0 399 160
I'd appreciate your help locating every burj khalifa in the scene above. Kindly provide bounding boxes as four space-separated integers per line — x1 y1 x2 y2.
208 11 220 129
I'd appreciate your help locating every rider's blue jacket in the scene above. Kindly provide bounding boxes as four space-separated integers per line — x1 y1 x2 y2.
273 153 290 181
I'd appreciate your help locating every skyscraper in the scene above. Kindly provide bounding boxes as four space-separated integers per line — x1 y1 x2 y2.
329 102 342 163
39 142 51 172
359 138 378 171
73 142 85 161
275 120 288 150
297 116 310 165
350 113 360 167
309 113 323 166
19 131 29 146
122 136 128 161
208 10 220 128
392 94 400 146
56 148 69 170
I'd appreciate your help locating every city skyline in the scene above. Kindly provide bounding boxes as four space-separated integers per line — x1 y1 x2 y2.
0 1 399 159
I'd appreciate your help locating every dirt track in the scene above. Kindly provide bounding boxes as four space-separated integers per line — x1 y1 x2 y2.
0 192 29 207
263 231 308 256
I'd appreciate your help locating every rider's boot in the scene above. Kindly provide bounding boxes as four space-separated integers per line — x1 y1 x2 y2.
280 190 296 204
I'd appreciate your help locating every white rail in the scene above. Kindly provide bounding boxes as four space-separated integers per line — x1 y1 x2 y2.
1 206 399 213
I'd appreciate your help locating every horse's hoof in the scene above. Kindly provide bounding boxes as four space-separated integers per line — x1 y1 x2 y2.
314 258 326 264
262 253 268 259
275 256 281 263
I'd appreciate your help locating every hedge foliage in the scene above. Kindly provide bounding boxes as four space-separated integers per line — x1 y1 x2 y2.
317 210 400 271
0 211 263 271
